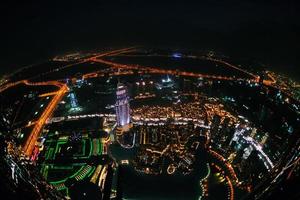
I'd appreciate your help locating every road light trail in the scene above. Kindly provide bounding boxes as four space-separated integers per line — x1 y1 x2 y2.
92 57 252 82
263 72 277 86
38 91 61 97
34 47 137 80
0 80 26 93
0 47 137 92
86 46 137 61
22 81 68 156
205 57 259 81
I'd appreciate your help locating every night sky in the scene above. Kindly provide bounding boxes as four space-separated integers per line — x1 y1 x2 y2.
1 0 300 79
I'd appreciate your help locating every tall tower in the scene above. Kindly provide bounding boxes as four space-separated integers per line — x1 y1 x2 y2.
68 91 81 112
115 83 130 128
69 92 78 108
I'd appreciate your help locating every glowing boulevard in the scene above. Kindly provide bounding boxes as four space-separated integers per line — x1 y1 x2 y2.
90 56 259 82
23 83 68 156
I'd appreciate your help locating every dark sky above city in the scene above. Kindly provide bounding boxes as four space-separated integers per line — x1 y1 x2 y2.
1 0 300 79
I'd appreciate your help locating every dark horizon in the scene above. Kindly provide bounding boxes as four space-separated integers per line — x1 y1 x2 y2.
1 0 300 80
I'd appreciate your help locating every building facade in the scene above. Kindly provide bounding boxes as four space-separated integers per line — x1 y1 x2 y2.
115 83 130 127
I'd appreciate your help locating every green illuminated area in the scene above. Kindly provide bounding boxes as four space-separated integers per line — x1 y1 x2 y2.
39 131 103 196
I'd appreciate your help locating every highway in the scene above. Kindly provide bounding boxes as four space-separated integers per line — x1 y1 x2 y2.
22 82 68 156
0 47 138 94
0 78 68 157
91 57 258 82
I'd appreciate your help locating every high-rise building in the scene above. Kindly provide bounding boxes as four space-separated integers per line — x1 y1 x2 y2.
69 92 78 108
116 83 130 127
68 91 81 112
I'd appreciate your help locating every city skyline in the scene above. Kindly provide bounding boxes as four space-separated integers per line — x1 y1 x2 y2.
0 1 299 200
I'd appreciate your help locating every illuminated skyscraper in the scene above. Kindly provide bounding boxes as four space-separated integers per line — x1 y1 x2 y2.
69 92 78 108
116 83 130 127
68 91 82 112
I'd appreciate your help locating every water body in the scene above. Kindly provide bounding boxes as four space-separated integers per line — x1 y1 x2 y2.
119 166 201 200
109 144 210 200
